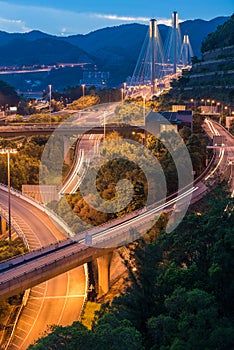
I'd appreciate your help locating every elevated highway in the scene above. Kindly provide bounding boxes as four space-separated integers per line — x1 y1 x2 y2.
0 116 233 350
0 124 143 137
0 187 87 349
1 118 233 301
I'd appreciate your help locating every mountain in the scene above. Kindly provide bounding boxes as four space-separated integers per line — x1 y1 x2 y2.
64 17 229 60
0 16 230 88
0 37 94 65
201 14 234 52
179 16 231 57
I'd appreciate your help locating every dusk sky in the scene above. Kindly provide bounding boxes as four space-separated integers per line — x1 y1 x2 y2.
0 0 233 35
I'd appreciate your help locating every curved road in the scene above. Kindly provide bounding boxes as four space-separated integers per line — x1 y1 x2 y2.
1 103 116 349
0 191 86 350
1 116 233 348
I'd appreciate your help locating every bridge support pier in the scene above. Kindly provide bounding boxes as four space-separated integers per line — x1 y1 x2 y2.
0 216 6 235
63 136 71 165
96 252 113 298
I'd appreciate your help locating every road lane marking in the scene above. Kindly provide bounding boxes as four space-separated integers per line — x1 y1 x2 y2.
29 294 86 299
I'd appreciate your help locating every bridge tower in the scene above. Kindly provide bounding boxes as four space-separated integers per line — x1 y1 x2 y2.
172 11 179 74
181 34 193 67
164 11 183 74
129 18 164 94
150 19 158 93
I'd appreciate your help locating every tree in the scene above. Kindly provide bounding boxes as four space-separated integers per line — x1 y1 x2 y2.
0 80 20 106
28 317 144 350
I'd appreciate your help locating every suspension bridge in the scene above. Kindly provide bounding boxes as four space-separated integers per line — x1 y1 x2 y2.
128 11 193 96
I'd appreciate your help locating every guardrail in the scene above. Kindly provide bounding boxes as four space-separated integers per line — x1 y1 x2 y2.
0 207 29 249
0 183 74 238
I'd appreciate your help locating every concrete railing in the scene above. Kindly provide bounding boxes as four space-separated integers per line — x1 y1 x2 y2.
0 183 74 238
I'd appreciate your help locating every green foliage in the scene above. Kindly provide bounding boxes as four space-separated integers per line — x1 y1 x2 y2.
67 95 100 110
0 237 28 327
94 189 234 349
0 237 28 261
28 187 234 350
229 119 234 136
201 14 234 52
0 136 49 190
0 80 20 106
113 103 145 125
28 316 144 350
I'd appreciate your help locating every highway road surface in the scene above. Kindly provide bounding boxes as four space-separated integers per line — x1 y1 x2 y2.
0 190 87 350
0 102 117 349
1 115 233 349
1 119 234 300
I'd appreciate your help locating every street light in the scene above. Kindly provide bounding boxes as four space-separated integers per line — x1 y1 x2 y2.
0 147 17 241
82 84 85 109
121 88 124 104
143 95 146 144
143 95 146 125
48 84 52 126
103 110 107 141
123 82 126 100
211 99 215 113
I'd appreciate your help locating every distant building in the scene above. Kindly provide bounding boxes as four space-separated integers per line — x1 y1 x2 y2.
200 105 219 115
176 110 193 129
146 110 193 135
81 71 109 88
172 105 186 112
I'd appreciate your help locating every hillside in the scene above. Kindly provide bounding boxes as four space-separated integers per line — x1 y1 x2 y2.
201 14 234 52
0 37 94 66
171 15 234 103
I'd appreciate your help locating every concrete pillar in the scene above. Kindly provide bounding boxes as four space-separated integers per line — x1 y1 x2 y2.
0 216 6 235
63 136 71 165
96 252 113 298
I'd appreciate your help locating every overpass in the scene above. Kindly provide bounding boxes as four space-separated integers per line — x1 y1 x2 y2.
1 116 234 301
0 124 144 137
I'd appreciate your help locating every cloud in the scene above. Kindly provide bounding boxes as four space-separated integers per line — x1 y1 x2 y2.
92 13 178 27
93 13 150 22
0 2 182 35
0 16 30 32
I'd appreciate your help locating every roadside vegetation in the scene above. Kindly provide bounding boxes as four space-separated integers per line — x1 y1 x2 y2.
0 238 28 344
50 114 208 233
28 187 234 349
0 136 48 190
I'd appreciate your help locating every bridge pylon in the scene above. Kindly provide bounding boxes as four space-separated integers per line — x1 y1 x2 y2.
180 34 194 67
164 11 192 74
129 18 164 95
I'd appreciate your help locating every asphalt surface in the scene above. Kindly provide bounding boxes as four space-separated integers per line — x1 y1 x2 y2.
0 191 86 350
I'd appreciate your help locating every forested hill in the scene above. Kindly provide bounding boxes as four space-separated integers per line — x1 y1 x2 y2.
171 15 234 103
201 13 234 52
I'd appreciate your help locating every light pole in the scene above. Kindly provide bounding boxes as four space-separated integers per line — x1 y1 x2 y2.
103 110 107 141
143 95 146 125
82 84 85 109
211 99 215 113
48 84 52 126
143 95 146 144
0 147 17 241
123 82 126 100
121 88 124 104
190 98 194 109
